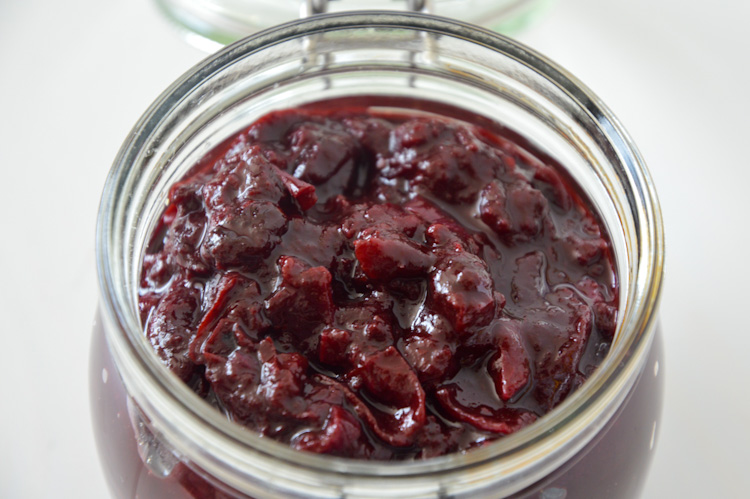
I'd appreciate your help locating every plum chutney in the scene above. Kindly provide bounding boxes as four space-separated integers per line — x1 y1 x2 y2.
139 106 618 460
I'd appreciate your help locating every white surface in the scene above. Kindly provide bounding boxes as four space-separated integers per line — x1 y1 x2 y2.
1 0 748 497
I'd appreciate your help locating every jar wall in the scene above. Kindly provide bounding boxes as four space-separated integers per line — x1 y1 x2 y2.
91 314 663 498
91 313 239 498
515 330 663 498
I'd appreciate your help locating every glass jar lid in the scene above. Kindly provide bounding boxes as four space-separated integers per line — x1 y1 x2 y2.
154 0 552 50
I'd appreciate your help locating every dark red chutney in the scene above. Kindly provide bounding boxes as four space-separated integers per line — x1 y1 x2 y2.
139 106 618 460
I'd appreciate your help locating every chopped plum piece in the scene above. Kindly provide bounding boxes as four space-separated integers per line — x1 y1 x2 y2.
356 347 427 447
480 179 550 244
165 210 209 275
523 288 594 411
190 272 267 363
487 320 531 402
363 203 422 237
200 200 288 270
382 118 501 202
205 337 311 430
274 167 318 210
265 256 335 338
429 251 499 334
401 332 455 387
293 405 364 456
354 228 435 281
435 385 537 434
479 180 512 237
146 280 201 383
318 327 351 367
202 155 286 212
289 121 357 184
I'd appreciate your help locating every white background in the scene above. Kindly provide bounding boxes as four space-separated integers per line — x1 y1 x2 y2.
1 0 748 497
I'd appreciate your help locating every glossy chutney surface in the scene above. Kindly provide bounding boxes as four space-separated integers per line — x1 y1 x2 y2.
138 106 619 460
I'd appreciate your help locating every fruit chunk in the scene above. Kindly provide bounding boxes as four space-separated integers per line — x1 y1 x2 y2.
146 280 201 382
487 321 531 402
355 347 427 447
265 256 335 337
354 228 435 281
435 385 537 434
429 251 499 334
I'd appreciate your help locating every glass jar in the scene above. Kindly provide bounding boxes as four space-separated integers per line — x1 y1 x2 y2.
91 12 664 499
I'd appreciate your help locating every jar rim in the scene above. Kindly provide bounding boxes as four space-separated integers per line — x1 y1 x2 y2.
96 10 664 494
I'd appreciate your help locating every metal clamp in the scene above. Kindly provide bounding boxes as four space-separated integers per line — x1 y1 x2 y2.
301 0 328 17
298 0 439 89
302 0 433 18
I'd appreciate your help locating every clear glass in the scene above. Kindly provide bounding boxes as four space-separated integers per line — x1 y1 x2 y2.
154 0 553 49
92 12 664 499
